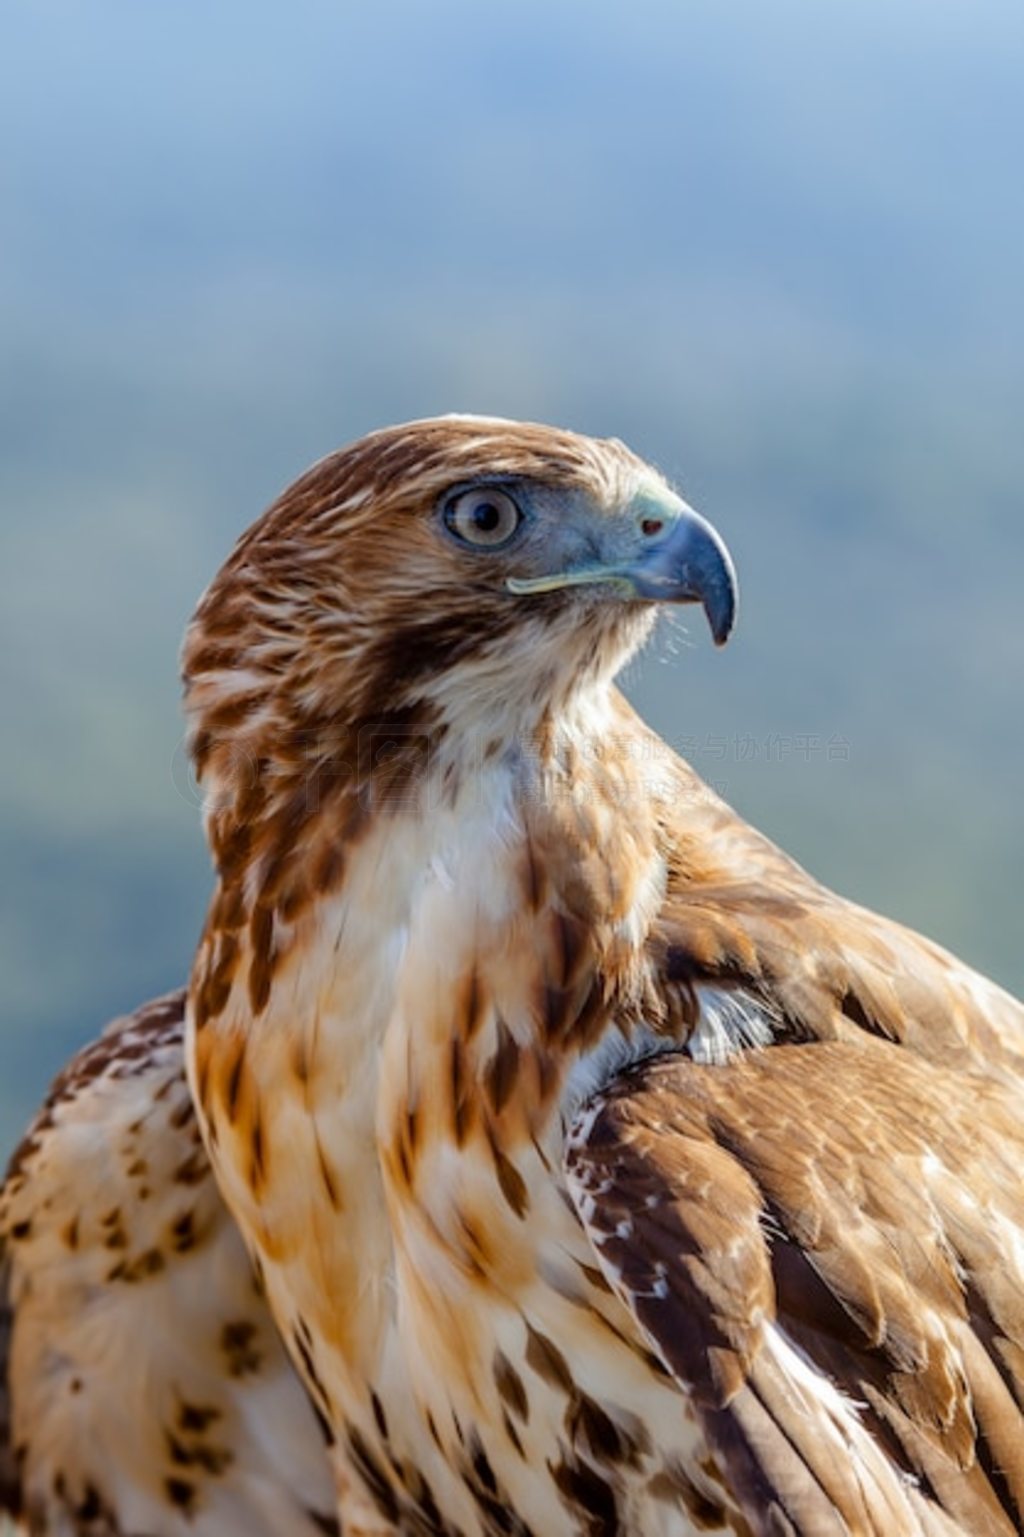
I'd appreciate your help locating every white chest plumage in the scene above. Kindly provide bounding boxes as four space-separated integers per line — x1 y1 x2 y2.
189 747 743 1536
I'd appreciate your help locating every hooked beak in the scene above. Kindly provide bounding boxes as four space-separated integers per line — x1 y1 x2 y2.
507 498 738 647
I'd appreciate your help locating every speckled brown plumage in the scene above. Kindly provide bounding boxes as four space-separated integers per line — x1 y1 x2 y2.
568 1041 1024 1535
0 991 337 1537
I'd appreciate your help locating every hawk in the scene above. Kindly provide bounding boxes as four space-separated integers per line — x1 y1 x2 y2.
0 990 336 1536
5 414 1022 1537
183 415 1024 1535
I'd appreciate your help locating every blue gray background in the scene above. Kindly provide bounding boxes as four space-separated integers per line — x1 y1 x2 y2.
2 0 1022 1150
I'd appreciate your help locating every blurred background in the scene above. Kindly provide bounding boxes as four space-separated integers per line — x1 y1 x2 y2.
1 0 1022 1152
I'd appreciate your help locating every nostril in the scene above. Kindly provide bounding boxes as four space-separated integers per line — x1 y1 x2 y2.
640 518 664 538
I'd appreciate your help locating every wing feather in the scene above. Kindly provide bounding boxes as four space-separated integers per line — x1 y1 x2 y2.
565 1038 1024 1537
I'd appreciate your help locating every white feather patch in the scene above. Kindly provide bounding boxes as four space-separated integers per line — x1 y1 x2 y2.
686 987 776 1065
563 987 775 1125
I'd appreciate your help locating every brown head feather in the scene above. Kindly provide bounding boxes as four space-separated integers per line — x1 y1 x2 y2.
184 416 664 1026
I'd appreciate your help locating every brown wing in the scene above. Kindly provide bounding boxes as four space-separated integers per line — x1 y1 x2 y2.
0 991 338 1537
565 1036 1024 1537
604 695 1024 1080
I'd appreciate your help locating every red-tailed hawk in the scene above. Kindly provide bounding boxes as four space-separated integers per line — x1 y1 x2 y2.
0 991 336 1536
6 414 1023 1537
183 415 1024 1536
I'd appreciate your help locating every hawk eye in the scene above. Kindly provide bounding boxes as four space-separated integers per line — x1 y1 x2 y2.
444 487 522 548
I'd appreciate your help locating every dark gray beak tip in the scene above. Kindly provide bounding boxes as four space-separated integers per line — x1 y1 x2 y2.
648 507 738 645
704 561 738 647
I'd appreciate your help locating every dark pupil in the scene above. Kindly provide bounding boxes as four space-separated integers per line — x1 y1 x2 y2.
471 499 503 533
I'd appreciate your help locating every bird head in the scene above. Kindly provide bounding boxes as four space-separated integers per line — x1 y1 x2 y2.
183 416 736 816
